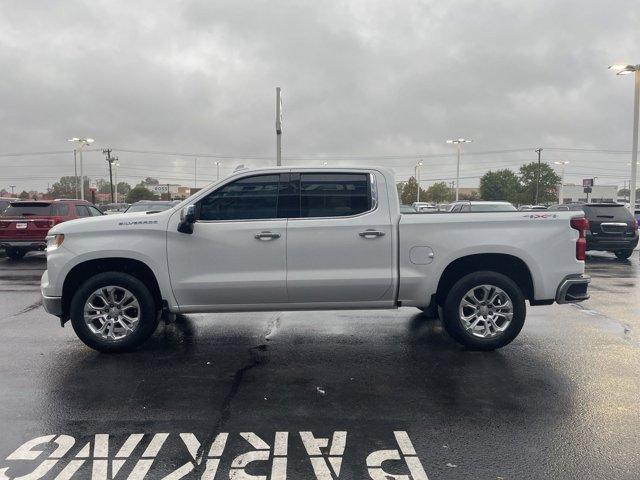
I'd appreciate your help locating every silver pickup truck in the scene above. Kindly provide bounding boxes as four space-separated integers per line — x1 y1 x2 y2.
41 167 590 352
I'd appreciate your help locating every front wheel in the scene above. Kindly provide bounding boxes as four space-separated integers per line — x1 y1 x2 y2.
613 249 634 260
70 272 159 353
442 271 526 350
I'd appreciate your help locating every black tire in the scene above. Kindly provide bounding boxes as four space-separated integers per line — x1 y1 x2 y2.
613 249 634 260
70 272 159 353
442 271 526 351
6 247 26 260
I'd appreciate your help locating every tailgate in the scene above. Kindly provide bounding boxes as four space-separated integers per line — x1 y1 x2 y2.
0 217 54 241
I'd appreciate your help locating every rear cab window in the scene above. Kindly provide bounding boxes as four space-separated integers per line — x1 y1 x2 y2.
298 173 372 218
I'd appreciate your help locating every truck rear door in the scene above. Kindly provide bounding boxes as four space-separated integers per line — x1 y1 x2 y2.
285 171 395 304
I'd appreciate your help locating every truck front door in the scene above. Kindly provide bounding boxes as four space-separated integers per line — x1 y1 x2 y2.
167 173 291 309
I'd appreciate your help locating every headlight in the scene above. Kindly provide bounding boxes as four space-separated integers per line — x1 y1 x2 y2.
45 234 65 250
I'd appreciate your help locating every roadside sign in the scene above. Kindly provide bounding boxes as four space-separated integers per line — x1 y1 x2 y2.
582 178 594 187
583 186 592 194
89 179 97 192
153 185 169 193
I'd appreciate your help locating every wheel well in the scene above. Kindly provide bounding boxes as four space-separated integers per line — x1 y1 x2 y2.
61 258 163 318
435 253 534 305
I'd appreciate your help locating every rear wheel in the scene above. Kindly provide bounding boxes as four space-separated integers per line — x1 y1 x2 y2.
442 271 526 350
70 272 159 353
6 247 27 260
613 249 634 260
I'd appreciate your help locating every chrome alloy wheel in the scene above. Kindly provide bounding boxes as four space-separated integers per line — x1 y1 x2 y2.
459 284 513 339
83 286 141 341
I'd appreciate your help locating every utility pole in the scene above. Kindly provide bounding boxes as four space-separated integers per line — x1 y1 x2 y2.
534 148 543 204
215 161 220 180
194 158 197 188
103 149 115 203
276 87 283 166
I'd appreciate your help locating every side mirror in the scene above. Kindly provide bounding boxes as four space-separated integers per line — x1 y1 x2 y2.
177 204 196 234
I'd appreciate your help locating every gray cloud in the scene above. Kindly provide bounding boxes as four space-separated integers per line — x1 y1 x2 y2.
1 0 639 192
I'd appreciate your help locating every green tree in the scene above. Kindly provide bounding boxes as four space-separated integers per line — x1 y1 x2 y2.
116 182 131 196
518 162 561 204
126 185 158 203
50 176 82 199
397 177 427 205
425 182 454 202
460 191 480 201
479 169 520 203
18 190 29 199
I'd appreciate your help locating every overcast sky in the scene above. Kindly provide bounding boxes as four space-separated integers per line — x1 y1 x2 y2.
1 0 639 193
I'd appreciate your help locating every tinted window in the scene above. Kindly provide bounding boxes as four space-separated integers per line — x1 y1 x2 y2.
2 203 52 216
583 205 633 221
299 173 371 218
89 206 103 216
199 174 280 221
126 203 173 213
450 204 462 213
470 203 517 212
461 204 471 212
51 204 69 216
75 205 91 217
0 200 10 213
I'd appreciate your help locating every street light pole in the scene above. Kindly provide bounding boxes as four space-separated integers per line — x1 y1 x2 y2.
446 138 472 201
609 63 640 210
113 158 119 203
276 87 283 166
554 161 569 204
67 137 94 201
9 185 15 197
414 161 423 203
535 148 543 204
215 161 220 181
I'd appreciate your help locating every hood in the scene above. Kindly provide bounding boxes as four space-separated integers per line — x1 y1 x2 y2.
49 210 173 235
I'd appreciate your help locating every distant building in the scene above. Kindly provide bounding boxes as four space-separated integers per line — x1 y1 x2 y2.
561 184 617 203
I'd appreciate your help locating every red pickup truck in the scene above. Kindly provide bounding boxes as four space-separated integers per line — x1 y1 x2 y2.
0 199 103 259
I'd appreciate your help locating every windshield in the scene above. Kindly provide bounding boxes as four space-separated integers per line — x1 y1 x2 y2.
1 202 52 216
125 203 172 213
470 203 516 212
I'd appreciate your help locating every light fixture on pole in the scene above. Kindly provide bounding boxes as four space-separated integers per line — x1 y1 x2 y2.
414 161 423 203
67 137 94 200
554 161 569 204
446 138 472 201
9 185 15 197
609 63 639 210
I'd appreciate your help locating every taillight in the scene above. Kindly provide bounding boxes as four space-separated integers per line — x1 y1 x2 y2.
51 216 64 226
570 216 589 261
632 219 638 231
34 220 54 228
0 220 9 229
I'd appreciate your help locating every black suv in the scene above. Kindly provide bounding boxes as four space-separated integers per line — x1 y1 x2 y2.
550 203 638 259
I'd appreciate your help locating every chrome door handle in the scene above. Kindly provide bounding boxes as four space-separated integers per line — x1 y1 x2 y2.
359 229 386 238
254 231 281 240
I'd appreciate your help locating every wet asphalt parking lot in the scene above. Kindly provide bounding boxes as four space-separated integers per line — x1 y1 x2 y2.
0 251 639 479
